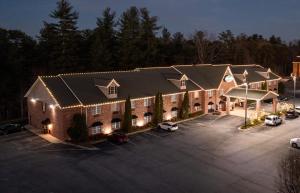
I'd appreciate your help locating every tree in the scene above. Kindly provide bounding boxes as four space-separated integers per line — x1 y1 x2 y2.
139 8 160 66
278 82 285 95
153 92 163 125
180 91 190 119
67 113 88 142
262 81 267 90
91 7 118 70
277 151 300 193
118 6 141 69
40 0 80 72
122 96 132 132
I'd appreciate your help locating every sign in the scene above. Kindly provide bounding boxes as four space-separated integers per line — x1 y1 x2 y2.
224 75 234 82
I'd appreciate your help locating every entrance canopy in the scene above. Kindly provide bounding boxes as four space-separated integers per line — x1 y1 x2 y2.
224 88 278 101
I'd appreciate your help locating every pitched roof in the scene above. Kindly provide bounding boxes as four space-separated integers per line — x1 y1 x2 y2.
39 67 200 107
230 65 281 85
173 64 229 90
225 87 278 100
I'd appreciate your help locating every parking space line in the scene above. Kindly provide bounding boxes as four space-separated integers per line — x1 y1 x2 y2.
144 131 161 138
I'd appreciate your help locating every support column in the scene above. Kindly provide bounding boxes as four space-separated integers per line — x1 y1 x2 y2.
226 96 230 115
256 100 261 118
272 97 278 113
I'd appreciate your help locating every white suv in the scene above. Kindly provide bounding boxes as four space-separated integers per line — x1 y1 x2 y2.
290 138 300 148
158 122 178 131
265 115 282 126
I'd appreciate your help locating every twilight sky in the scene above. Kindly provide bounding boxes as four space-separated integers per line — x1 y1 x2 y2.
0 0 299 41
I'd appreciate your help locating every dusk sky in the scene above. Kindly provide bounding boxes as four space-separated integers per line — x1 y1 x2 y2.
0 0 299 41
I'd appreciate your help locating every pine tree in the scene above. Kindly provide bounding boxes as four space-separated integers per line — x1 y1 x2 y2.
41 0 80 72
118 6 141 69
153 92 163 125
180 91 190 119
139 8 160 66
91 7 118 70
122 96 132 132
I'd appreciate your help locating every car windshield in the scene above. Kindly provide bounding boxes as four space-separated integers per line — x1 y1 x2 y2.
266 117 272 120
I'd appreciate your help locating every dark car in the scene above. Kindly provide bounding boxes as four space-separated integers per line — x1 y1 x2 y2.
108 132 128 144
0 124 24 135
285 110 299 119
278 96 289 102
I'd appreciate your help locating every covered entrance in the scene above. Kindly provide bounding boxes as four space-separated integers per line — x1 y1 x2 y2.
224 88 279 118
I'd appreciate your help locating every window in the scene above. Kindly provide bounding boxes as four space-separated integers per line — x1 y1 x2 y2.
144 98 151 107
180 80 186 87
144 115 152 123
132 118 137 126
194 91 199 99
91 106 101 115
219 89 224 96
171 110 177 118
111 103 119 112
42 102 46 112
171 95 177 102
108 86 117 95
91 126 101 135
208 90 213 97
195 106 201 111
112 121 121 130
131 101 135 109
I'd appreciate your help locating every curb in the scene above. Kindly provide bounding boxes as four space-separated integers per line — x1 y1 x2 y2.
237 123 264 131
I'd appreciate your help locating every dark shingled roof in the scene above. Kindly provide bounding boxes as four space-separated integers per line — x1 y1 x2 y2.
41 76 80 107
41 67 200 107
225 87 278 100
35 64 281 108
173 64 228 89
230 65 280 85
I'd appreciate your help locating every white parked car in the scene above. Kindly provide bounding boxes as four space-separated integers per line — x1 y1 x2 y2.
294 106 300 114
290 138 300 148
158 122 178 131
264 115 282 126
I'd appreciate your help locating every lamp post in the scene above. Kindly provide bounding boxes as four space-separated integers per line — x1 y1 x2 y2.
291 73 297 108
243 70 248 128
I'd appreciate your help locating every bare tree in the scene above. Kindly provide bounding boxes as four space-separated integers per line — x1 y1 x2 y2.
277 151 300 193
193 30 222 64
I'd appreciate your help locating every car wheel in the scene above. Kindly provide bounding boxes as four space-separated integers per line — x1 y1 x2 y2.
168 128 171 132
292 143 298 148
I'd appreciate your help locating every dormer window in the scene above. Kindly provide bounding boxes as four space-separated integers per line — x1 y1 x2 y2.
180 80 186 87
108 86 117 95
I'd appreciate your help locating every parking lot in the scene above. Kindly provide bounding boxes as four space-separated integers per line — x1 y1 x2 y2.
1 114 300 193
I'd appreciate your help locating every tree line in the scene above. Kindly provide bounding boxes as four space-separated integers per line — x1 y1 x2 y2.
1 0 300 121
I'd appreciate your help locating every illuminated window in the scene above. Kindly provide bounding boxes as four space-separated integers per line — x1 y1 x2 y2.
132 118 137 126
42 102 46 112
171 95 177 102
111 103 119 112
91 126 101 135
131 101 135 109
144 115 152 123
112 121 121 130
219 89 224 96
144 98 151 107
194 91 199 99
108 86 117 95
208 90 213 97
180 80 186 87
91 106 101 115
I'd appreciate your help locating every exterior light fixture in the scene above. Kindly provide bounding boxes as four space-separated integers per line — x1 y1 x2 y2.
49 104 55 109
137 120 144 127
47 123 53 130
103 127 112 135
30 98 37 103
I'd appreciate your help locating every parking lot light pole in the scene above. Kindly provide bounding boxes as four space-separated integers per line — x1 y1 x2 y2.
243 70 248 128
291 73 296 108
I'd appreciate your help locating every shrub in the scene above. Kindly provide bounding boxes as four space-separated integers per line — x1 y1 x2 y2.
67 113 88 142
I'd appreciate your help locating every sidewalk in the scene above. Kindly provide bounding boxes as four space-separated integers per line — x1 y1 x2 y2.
25 125 98 150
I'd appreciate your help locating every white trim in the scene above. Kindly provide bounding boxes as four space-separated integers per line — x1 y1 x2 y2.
171 66 204 90
58 75 83 106
24 78 40 97
107 79 120 88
